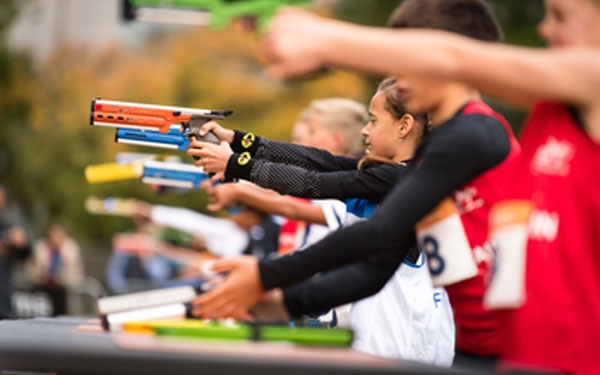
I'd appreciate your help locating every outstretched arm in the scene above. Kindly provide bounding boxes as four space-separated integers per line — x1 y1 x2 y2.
250 137 359 172
282 244 408 317
190 130 359 174
148 204 249 258
193 129 402 202
260 8 600 140
226 158 402 203
205 180 329 225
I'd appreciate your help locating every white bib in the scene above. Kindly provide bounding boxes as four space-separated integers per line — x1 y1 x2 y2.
484 200 532 309
416 197 477 287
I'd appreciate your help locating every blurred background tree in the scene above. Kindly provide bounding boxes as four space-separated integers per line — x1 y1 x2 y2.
0 0 544 283
0 0 38 230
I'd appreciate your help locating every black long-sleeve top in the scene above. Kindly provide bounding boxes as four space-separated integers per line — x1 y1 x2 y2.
227 131 402 203
255 107 511 313
283 244 407 317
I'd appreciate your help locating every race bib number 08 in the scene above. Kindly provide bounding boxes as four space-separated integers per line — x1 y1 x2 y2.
416 198 477 287
484 200 532 309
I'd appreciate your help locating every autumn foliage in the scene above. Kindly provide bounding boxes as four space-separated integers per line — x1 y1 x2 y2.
0 22 368 255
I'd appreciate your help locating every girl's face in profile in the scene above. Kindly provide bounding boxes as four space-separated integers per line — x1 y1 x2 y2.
361 90 404 161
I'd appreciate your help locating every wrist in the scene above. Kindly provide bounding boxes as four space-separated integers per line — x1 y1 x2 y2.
224 129 235 144
316 18 344 67
231 130 260 155
226 152 254 180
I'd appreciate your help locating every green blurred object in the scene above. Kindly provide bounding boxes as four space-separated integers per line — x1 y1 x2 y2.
258 324 354 347
159 227 196 247
123 0 311 30
128 318 354 347
154 319 254 340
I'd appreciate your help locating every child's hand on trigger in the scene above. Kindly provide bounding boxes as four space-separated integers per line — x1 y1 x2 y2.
198 121 235 144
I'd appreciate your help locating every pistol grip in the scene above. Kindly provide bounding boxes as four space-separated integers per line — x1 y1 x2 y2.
188 131 220 145
188 130 220 163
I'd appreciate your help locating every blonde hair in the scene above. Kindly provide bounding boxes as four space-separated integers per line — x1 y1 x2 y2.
298 98 368 158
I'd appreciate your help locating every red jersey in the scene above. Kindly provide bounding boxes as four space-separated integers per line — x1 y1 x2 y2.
445 101 521 355
499 102 600 374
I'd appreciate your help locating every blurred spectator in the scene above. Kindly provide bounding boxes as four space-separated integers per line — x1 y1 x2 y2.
26 223 84 288
24 223 84 315
0 184 32 319
106 212 177 294
227 204 280 260
106 211 214 294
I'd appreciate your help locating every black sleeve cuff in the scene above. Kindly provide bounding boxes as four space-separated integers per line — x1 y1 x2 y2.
282 284 307 319
225 152 255 180
258 258 280 291
231 130 261 156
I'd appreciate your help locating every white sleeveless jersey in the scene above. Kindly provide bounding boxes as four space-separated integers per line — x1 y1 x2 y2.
322 206 455 367
350 253 455 366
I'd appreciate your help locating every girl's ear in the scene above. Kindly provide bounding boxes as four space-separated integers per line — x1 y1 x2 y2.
398 114 415 139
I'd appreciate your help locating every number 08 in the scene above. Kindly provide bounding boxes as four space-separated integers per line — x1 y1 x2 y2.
423 235 445 276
